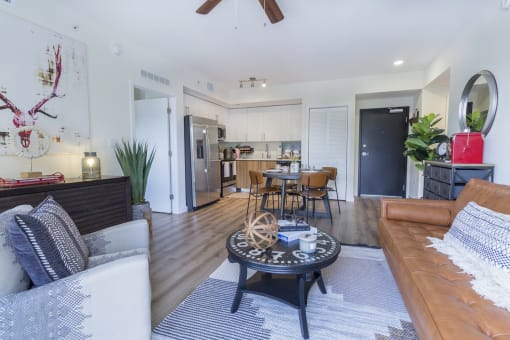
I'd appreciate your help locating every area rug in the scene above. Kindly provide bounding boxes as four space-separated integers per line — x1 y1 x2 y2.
152 246 417 340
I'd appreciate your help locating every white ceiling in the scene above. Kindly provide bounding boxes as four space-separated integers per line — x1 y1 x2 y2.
63 0 495 88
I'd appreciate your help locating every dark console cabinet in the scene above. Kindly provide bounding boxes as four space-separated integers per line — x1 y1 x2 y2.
0 176 132 234
423 161 494 200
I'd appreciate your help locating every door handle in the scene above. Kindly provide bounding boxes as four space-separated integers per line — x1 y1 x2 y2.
361 151 369 157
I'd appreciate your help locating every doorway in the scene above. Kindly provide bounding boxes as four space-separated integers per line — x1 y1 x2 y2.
358 107 408 197
133 86 175 213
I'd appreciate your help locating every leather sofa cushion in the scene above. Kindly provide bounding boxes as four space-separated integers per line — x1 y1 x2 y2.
455 179 510 217
380 218 510 339
380 198 454 226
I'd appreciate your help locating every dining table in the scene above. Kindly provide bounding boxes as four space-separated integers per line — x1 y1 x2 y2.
261 169 300 218
261 168 333 219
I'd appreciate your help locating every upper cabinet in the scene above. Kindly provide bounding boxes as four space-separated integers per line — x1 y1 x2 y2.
183 92 229 125
227 104 302 142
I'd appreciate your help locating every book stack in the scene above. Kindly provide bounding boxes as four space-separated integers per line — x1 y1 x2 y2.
278 226 317 243
277 219 310 232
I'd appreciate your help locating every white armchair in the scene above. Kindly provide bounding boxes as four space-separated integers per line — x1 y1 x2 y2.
0 219 151 340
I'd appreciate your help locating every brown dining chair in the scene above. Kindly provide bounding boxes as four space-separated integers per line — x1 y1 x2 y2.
322 166 341 214
298 172 332 224
246 170 281 218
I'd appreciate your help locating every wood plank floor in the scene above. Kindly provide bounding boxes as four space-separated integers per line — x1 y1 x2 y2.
149 196 380 328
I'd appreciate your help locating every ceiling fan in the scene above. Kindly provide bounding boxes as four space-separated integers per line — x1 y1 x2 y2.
196 0 284 24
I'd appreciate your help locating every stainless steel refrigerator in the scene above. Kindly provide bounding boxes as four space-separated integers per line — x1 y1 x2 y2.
184 115 221 211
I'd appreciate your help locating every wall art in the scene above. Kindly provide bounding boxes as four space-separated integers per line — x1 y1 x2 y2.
0 11 89 157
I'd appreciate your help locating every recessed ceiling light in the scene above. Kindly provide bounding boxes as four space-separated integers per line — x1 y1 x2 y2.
393 60 404 66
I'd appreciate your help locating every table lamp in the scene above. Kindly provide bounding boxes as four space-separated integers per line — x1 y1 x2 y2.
82 152 101 179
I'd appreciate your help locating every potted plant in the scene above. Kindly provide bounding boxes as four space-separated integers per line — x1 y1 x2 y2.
466 110 487 132
113 139 156 225
404 113 449 170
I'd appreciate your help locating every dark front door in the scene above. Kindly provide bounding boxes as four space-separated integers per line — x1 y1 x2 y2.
359 107 408 197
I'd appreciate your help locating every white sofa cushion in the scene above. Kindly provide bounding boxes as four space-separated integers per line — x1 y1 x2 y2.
0 205 32 297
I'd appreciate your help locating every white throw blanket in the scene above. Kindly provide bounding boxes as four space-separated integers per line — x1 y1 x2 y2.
428 201 510 312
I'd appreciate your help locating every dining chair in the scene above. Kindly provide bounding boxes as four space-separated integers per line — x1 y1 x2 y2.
246 170 281 218
298 172 333 224
322 166 341 214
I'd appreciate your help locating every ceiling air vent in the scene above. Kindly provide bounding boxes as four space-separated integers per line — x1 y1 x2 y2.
140 69 170 87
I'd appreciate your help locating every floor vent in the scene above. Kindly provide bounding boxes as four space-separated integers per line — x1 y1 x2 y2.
140 69 170 86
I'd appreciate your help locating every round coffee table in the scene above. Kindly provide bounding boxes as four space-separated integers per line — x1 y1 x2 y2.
226 229 341 339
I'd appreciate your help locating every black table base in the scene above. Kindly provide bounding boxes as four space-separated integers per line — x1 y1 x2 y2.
230 262 327 339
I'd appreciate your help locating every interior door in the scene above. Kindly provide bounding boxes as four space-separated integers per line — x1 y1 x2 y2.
134 98 172 213
359 107 408 197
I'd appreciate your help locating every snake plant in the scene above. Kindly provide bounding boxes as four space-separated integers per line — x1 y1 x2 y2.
113 140 156 204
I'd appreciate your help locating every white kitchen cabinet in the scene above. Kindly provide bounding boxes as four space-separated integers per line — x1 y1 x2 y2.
262 111 283 141
281 109 302 141
246 111 265 141
227 110 247 142
227 104 302 142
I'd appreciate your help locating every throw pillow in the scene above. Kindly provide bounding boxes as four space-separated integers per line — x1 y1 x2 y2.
428 201 510 312
9 196 89 286
32 196 90 259
0 205 32 296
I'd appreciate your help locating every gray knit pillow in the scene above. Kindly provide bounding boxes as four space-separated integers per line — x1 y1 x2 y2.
9 196 89 286
0 205 32 296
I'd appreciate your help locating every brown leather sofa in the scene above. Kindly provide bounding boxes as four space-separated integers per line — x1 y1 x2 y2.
379 179 510 339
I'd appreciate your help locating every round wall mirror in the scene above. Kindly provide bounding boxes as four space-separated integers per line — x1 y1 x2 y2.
458 70 498 136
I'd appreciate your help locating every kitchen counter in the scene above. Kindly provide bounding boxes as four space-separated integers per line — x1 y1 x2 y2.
232 158 300 161
233 158 280 161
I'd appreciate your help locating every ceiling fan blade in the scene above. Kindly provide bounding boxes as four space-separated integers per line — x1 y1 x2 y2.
259 0 284 24
196 0 222 15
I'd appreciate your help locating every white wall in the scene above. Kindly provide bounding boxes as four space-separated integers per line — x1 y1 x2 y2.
228 71 425 201
426 7 510 185
0 2 228 214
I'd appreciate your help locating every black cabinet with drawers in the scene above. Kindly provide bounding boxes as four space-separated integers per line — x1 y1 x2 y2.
423 161 494 200
0 176 132 234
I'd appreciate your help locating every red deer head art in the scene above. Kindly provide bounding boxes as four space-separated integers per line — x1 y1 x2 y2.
0 45 62 149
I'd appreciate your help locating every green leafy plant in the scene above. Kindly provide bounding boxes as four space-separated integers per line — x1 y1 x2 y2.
404 113 449 170
466 110 486 132
113 140 156 204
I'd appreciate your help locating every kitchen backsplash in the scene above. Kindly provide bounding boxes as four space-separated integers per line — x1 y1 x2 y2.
219 141 301 159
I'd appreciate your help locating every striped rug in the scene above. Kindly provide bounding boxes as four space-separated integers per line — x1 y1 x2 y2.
152 246 417 340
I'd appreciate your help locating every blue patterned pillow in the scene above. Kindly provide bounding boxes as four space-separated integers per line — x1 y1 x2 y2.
445 201 510 270
9 196 89 286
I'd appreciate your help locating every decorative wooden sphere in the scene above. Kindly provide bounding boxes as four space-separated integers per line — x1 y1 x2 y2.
244 211 279 250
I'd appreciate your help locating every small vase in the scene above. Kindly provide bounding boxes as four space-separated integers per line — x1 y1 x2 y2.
290 162 299 173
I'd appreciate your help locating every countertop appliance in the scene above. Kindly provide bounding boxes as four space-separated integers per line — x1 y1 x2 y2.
218 125 226 141
223 147 234 160
184 115 221 211
221 160 236 197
